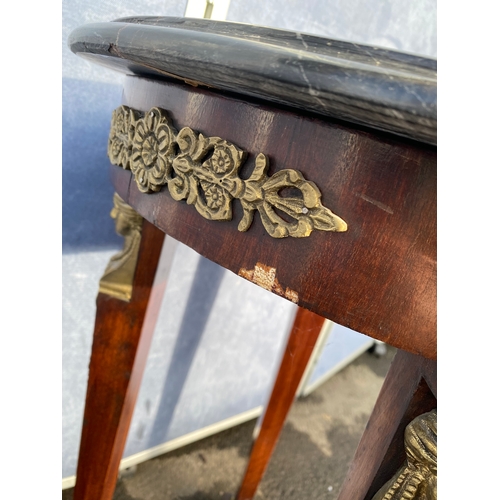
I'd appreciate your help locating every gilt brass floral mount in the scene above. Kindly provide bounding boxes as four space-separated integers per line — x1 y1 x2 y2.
108 105 347 238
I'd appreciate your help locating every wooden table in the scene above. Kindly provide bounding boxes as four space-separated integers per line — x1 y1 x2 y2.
69 17 436 500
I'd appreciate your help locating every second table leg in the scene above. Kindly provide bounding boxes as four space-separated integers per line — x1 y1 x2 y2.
237 307 325 500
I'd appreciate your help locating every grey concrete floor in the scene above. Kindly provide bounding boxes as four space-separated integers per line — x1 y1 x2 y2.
63 345 396 500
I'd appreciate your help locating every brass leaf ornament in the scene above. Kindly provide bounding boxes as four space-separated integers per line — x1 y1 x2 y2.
108 105 347 238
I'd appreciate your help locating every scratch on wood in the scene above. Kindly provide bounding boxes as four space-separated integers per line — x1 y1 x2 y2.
358 193 394 214
238 262 299 303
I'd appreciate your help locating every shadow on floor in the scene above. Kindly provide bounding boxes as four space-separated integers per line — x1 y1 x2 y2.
63 346 396 500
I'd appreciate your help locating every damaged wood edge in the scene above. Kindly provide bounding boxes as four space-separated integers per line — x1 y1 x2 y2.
238 262 299 303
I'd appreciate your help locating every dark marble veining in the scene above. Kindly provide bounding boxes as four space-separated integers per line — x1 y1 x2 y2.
68 17 436 145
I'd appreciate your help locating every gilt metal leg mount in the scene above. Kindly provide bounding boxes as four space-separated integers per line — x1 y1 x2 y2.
372 410 437 500
74 194 166 500
99 192 144 301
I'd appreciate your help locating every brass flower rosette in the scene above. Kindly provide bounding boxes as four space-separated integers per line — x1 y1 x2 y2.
108 105 347 239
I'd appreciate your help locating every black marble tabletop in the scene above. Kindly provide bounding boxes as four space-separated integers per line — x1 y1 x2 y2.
69 17 436 145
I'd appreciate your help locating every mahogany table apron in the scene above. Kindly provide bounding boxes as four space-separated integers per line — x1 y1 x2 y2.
68 17 437 500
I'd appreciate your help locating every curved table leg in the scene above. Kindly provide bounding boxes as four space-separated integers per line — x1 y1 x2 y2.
73 199 172 500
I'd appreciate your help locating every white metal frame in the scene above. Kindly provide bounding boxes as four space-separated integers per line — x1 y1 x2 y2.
62 405 262 489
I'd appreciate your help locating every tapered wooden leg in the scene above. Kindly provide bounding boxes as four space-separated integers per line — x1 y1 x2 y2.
73 214 172 500
337 349 437 500
237 308 325 500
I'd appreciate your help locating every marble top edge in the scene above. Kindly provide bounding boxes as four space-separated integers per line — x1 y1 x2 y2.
69 17 437 145
113 17 437 67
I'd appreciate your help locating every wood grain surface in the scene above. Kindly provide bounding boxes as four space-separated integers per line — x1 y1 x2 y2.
73 220 166 500
112 76 437 359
